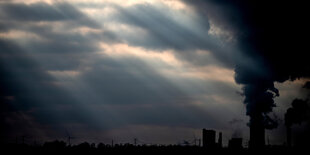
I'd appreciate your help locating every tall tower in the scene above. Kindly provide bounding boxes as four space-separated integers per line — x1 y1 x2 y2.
202 129 216 148
218 132 222 148
249 115 265 149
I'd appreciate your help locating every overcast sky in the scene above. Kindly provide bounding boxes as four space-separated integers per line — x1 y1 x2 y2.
1 0 309 146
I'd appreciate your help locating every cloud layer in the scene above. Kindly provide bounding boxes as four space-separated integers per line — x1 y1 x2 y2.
1 0 308 145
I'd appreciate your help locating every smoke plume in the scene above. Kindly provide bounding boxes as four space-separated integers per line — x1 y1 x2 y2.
284 97 310 147
285 84 310 128
184 0 309 130
230 0 310 130
183 0 309 148
285 99 309 127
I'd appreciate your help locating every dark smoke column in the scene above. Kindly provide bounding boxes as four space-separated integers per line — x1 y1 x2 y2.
235 77 279 149
285 98 309 147
249 114 265 148
183 0 309 149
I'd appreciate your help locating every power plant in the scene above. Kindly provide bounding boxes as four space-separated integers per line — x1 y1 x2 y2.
202 129 215 148
202 129 223 149
249 115 265 149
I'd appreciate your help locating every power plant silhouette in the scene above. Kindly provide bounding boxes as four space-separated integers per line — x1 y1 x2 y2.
1 127 307 154
202 129 241 149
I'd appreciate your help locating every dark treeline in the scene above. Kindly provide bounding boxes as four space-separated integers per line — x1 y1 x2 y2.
0 140 306 155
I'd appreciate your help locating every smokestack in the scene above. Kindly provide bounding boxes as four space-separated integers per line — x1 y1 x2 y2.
285 98 309 147
202 129 216 148
237 84 278 149
218 132 222 148
286 126 292 147
249 115 265 149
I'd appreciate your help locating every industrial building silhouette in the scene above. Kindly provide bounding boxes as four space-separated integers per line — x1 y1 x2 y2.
0 128 306 154
202 128 242 149
202 129 224 149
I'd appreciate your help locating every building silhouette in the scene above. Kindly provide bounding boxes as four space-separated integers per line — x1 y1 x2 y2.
249 116 265 148
202 129 216 148
218 132 222 148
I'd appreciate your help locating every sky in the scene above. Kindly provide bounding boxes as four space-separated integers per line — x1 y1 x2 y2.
1 0 309 146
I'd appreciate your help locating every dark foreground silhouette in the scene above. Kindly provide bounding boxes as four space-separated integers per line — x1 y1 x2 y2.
0 141 307 155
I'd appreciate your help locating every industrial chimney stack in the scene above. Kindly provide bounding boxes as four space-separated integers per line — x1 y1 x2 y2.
249 115 265 149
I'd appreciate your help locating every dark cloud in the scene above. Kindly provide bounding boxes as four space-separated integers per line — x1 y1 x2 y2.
109 3 235 68
0 37 230 140
285 98 310 147
0 2 121 70
114 4 208 50
184 0 310 129
0 2 79 21
1 1 241 143
0 2 105 140
285 99 309 127
6 0 303 145
0 2 98 28
303 81 310 89
0 39 74 140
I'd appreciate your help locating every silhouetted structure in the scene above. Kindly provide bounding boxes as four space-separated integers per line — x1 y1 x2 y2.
284 98 309 147
286 126 292 147
65 129 75 146
0 139 308 154
228 138 243 149
249 115 265 149
202 129 216 148
218 132 222 148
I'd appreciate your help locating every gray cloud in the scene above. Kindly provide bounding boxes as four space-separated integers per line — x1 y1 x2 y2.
1 38 234 140
0 2 99 28
105 3 236 68
1 1 247 144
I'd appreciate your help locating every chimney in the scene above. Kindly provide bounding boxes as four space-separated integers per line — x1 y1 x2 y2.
249 115 265 149
202 129 216 148
218 132 222 148
286 126 292 147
